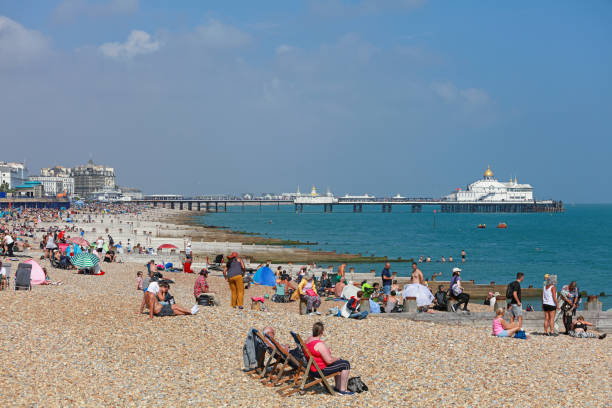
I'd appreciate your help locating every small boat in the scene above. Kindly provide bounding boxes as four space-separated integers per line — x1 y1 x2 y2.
497 222 507 229
478 224 486 229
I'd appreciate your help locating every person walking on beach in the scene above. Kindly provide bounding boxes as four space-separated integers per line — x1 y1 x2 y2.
507 272 524 328
542 275 558 336
224 252 246 309
381 262 392 294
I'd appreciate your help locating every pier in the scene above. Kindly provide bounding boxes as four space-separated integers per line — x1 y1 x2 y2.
134 196 563 213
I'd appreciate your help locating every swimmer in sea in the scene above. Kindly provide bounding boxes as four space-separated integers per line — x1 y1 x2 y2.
441 256 446 263
448 256 454 262
461 250 466 262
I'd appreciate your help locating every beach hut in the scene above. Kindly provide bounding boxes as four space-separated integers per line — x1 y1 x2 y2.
253 266 276 287
24 260 46 285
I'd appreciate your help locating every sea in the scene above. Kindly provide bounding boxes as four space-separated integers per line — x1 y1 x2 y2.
196 204 612 310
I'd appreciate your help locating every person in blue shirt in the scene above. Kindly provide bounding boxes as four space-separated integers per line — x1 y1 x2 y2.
381 262 392 295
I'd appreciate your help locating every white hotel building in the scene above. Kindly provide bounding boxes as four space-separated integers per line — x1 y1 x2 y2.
445 166 534 202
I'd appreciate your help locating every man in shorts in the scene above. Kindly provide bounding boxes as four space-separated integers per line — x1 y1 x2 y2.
507 272 524 328
144 281 199 319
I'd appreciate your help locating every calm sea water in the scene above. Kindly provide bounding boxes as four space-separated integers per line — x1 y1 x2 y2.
197 204 612 310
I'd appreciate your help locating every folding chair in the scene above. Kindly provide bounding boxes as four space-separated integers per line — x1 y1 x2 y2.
14 263 32 291
251 329 282 382
272 283 289 303
262 333 304 388
282 331 335 396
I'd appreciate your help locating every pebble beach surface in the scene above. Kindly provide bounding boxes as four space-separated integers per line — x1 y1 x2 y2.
1 262 611 407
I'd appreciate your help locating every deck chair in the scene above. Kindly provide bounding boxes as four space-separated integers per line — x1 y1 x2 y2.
263 333 304 388
250 329 281 382
14 263 32 291
282 331 335 396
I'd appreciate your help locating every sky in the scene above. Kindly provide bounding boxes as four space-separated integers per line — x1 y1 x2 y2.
0 0 610 202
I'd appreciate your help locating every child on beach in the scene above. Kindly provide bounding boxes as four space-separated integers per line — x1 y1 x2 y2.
136 271 143 290
492 308 521 338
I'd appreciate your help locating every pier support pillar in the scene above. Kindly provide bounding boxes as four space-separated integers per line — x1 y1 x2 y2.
171 202 175 210
224 202 227 212
206 202 210 212
188 202 192 211
197 202 201 211
382 204 392 213
215 202 218 212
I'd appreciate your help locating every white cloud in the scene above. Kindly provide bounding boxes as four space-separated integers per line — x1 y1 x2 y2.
0 16 50 67
432 81 490 106
54 0 139 21
460 88 490 105
431 81 457 102
276 44 295 55
99 30 159 58
191 20 251 49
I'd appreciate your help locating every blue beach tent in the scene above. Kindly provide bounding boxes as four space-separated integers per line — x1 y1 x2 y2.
253 266 276 287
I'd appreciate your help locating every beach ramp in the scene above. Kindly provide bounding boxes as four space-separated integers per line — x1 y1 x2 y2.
253 266 276 286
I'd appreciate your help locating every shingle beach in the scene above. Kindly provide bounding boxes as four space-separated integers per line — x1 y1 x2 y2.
1 210 610 407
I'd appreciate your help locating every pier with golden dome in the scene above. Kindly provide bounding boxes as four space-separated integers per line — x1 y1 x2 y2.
136 166 563 213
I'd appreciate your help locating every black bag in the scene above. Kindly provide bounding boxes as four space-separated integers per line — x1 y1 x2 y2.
347 376 368 393
197 294 212 306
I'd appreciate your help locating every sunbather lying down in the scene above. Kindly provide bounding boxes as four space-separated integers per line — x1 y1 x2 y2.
144 281 199 319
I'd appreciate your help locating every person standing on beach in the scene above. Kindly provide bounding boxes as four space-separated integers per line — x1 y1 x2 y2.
555 281 579 334
507 272 524 328
542 275 558 336
224 251 246 309
338 263 347 279
381 262 392 295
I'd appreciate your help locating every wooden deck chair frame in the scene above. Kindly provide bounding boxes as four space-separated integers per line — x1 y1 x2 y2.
262 333 303 388
250 330 280 381
283 331 335 396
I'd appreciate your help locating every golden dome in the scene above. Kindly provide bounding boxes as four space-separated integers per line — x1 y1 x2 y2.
484 165 494 179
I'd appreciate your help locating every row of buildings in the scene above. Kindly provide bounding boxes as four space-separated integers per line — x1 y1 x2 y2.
0 160 142 201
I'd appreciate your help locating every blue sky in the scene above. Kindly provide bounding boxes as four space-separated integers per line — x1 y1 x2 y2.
0 0 610 201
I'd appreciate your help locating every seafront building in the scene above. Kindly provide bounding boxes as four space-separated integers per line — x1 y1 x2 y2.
72 160 116 197
29 166 75 197
0 161 28 189
445 166 534 202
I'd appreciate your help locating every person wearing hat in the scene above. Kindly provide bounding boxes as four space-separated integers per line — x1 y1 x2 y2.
224 252 246 309
194 268 220 306
450 267 470 312
298 273 321 315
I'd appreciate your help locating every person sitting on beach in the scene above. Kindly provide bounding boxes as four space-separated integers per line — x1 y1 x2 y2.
298 273 321 315
341 291 368 319
568 316 607 339
194 269 220 306
103 250 115 263
433 285 449 311
305 322 353 395
318 271 334 295
384 290 401 313
334 278 346 298
450 268 470 312
144 281 199 319
492 308 521 338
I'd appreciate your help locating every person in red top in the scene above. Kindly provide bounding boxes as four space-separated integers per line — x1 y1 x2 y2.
183 259 194 273
193 269 220 306
305 322 353 395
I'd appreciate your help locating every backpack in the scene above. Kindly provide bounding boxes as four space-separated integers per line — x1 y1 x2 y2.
506 282 514 300
347 377 368 393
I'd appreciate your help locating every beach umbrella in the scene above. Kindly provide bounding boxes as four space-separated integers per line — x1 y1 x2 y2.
68 237 89 247
253 266 276 286
70 253 100 269
157 244 178 250
58 243 70 253
25 260 46 285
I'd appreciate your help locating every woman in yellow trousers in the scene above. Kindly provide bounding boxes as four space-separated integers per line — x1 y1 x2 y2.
224 252 246 309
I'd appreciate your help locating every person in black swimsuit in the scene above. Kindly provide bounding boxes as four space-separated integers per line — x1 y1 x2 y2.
569 316 606 339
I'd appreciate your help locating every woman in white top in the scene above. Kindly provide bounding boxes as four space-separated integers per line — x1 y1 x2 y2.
542 275 558 336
